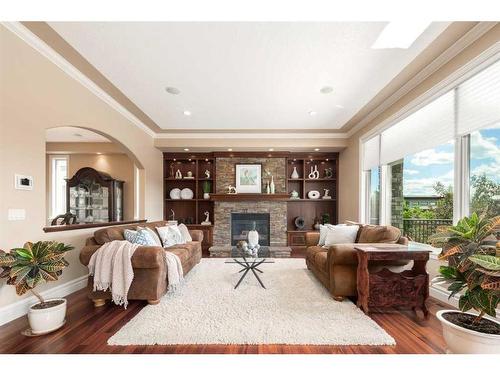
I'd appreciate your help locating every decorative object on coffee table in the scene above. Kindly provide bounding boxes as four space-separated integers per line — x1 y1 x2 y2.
354 244 431 317
247 221 260 254
201 211 211 225
307 190 320 199
0 241 74 336
209 245 292 258
235 163 262 193
294 216 305 230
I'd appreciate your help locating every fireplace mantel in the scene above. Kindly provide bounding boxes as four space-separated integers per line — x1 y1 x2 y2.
210 193 289 201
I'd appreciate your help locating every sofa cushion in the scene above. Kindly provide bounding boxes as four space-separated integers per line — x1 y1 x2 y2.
324 225 359 246
357 225 401 244
157 225 186 247
93 221 170 245
166 242 200 264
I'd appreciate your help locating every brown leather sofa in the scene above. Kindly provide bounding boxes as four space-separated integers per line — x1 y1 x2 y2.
305 224 409 300
79 220 203 307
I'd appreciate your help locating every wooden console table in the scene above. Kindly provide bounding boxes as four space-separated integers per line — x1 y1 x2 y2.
354 244 431 317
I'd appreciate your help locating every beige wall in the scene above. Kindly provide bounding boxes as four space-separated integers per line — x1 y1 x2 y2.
0 26 163 309
45 150 136 222
339 24 500 222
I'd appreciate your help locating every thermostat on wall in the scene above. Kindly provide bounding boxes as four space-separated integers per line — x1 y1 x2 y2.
14 174 33 190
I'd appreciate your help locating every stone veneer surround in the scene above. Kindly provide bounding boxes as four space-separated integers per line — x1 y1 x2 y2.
214 201 287 246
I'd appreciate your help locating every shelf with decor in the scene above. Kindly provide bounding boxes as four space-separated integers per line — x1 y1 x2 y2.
163 153 215 226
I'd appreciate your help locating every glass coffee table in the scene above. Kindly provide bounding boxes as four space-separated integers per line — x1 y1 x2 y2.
225 247 275 289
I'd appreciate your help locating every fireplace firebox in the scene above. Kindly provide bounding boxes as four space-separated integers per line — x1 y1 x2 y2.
230 213 270 246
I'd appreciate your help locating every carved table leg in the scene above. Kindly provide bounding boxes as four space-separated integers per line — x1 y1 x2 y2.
356 252 370 314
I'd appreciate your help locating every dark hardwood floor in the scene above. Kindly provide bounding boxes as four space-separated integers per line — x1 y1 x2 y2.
0 251 449 354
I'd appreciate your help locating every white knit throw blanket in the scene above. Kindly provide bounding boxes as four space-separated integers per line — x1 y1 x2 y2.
88 240 184 308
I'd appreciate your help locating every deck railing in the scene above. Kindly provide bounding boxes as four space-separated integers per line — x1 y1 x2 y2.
402 219 453 244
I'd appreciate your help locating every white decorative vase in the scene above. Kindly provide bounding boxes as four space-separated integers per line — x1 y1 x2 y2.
436 310 500 354
28 298 67 335
270 176 275 194
247 222 259 250
291 166 299 179
203 192 210 199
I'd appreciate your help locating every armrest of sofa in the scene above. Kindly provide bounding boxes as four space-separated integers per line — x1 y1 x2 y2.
79 245 166 269
189 229 204 243
305 232 320 247
326 244 358 266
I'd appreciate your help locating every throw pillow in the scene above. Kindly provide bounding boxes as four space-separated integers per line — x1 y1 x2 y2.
157 225 185 248
124 228 157 246
137 226 162 247
324 225 359 246
318 224 346 246
178 223 192 242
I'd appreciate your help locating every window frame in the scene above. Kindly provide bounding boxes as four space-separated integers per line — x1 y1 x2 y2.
48 154 69 222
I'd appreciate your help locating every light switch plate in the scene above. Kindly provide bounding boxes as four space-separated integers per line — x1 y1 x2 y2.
8 208 26 221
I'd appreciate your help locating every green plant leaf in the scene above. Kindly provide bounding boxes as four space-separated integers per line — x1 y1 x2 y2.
14 247 33 260
468 255 500 271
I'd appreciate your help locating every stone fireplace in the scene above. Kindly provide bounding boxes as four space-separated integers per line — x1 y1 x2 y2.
231 213 270 246
214 201 287 246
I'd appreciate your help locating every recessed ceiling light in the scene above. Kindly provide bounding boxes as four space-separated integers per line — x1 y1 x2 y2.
371 21 431 49
183 110 192 116
74 133 83 137
165 87 180 95
314 148 320 151
335 104 344 109
309 111 317 116
96 152 102 155
320 86 333 94
269 148 274 151
183 148 189 151
227 148 233 151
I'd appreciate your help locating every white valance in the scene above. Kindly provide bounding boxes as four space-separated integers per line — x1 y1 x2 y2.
457 59 500 135
380 90 455 164
362 135 380 171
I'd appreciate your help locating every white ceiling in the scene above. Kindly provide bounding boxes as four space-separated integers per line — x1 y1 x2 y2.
46 126 110 142
49 22 450 131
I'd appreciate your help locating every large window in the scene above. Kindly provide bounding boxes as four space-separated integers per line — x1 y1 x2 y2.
362 57 500 244
469 125 500 219
50 155 68 220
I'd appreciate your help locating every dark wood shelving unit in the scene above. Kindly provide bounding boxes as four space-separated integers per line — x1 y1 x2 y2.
164 151 339 253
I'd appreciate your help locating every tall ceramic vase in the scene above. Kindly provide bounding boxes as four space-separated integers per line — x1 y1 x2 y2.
247 221 259 249
291 166 299 179
270 176 275 194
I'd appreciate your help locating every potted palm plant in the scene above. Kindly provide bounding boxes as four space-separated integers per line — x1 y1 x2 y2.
429 214 500 354
0 241 74 335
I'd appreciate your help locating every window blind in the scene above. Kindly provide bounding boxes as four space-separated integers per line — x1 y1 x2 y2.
380 90 455 164
457 59 500 135
362 135 380 171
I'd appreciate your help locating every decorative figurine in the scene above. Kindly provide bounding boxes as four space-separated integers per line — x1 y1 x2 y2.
169 163 175 178
201 211 211 225
322 189 332 199
227 185 237 194
324 167 333 179
204 169 210 179
185 171 194 179
308 165 320 179
290 190 300 199
175 169 183 179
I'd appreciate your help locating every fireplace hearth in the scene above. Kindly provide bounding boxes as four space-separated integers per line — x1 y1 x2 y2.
231 213 270 246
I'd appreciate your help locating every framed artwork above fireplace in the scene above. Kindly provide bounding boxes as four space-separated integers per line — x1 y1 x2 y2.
235 163 262 193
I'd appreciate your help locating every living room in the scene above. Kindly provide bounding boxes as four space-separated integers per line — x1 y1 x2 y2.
1 0 499 372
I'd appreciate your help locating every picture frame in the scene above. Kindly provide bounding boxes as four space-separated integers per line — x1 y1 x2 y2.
235 163 262 193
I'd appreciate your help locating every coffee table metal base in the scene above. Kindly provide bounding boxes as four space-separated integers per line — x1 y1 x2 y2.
226 257 274 289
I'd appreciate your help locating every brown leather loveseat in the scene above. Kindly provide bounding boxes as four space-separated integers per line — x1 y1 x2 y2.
306 224 409 300
80 220 203 307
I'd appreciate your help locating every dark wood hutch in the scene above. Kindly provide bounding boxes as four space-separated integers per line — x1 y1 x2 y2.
163 151 338 253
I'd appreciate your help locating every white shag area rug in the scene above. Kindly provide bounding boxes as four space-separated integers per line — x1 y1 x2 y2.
108 258 395 346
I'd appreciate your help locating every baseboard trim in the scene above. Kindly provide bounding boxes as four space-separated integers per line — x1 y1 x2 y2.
0 274 88 327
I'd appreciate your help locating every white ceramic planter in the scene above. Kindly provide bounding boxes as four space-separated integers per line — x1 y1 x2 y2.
203 192 210 199
28 298 67 335
437 310 500 354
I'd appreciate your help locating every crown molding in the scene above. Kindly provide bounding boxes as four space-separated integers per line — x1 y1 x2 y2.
154 131 349 139
346 22 498 138
2 22 156 138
